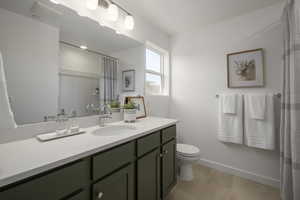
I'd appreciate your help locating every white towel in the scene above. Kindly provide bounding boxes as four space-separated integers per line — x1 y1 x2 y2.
218 94 243 144
0 51 17 129
222 94 237 114
247 94 266 120
244 94 275 150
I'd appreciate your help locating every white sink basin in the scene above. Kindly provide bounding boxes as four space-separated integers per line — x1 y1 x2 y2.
92 124 137 136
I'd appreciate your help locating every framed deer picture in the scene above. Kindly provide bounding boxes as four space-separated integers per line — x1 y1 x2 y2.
227 48 264 88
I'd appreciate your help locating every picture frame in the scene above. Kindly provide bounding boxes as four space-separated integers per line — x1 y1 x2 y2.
122 70 135 91
125 96 147 119
227 48 264 88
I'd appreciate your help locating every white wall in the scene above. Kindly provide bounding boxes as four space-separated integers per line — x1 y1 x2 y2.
170 3 284 187
0 8 59 125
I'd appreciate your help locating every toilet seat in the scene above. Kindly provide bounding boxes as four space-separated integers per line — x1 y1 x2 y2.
177 143 200 157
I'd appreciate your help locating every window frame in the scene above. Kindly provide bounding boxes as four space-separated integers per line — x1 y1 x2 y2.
145 46 165 95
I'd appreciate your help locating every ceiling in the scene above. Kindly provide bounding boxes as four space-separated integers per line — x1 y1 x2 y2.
0 0 142 54
116 0 283 35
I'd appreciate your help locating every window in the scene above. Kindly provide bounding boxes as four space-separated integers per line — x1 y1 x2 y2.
145 46 168 95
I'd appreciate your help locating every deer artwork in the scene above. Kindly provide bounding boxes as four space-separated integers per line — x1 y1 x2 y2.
234 59 256 81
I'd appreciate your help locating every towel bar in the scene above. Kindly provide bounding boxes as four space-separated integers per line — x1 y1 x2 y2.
215 93 281 98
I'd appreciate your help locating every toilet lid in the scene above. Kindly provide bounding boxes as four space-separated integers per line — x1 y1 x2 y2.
177 143 200 157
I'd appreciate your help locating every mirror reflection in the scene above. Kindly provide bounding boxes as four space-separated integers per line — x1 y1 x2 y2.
58 42 119 120
0 0 142 125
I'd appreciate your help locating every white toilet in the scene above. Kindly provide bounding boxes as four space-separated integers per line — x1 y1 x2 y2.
177 143 200 181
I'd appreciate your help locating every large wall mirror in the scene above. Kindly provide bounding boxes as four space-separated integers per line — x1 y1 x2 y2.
0 0 143 126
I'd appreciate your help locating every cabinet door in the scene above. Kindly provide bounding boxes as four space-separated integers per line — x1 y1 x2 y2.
161 139 176 198
92 164 134 200
137 149 160 200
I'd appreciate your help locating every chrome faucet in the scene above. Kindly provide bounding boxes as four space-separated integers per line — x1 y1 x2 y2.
99 104 112 127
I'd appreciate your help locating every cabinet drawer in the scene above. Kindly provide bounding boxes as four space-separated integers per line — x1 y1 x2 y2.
137 132 160 157
92 164 134 200
161 126 176 144
0 160 89 200
93 142 135 181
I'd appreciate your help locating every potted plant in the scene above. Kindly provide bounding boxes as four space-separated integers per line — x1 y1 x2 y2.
110 100 120 112
123 101 137 123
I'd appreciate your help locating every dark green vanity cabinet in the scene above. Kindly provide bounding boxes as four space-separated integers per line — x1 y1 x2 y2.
0 125 177 200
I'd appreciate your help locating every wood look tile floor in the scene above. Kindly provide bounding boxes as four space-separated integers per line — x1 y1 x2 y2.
166 164 280 200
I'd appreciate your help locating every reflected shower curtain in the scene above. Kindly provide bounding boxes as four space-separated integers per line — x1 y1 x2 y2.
280 0 300 199
100 56 118 105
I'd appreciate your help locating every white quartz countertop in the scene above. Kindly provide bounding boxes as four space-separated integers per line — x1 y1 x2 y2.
0 117 178 188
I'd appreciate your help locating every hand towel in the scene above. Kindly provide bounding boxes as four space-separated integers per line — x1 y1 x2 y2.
244 94 275 150
218 94 243 144
0 51 17 129
247 94 266 120
222 94 237 114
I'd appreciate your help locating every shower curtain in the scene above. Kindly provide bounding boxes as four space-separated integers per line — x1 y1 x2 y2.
100 56 118 105
280 0 300 199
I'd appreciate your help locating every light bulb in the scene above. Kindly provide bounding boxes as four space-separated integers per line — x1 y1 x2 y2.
106 3 119 21
86 0 98 10
124 15 134 30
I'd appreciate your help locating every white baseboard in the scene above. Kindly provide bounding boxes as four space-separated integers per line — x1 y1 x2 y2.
197 159 280 188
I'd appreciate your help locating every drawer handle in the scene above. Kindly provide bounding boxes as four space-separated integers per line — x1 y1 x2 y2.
98 192 104 199
164 150 168 155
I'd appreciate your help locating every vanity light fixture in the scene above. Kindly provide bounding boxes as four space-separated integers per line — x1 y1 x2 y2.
86 0 98 10
80 45 88 50
49 0 135 31
106 3 119 21
124 15 134 30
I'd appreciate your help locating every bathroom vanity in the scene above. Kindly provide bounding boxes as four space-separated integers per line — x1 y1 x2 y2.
0 118 178 200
